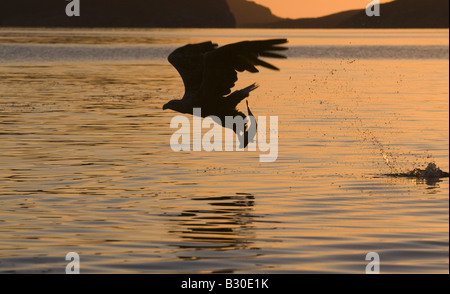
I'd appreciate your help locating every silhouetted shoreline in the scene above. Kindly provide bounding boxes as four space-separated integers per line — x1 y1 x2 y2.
1 0 448 28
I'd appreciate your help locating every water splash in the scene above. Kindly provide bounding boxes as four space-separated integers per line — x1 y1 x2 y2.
388 162 449 181
305 60 448 184
359 128 399 174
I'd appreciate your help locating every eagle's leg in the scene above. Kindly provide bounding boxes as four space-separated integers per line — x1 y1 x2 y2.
241 100 258 149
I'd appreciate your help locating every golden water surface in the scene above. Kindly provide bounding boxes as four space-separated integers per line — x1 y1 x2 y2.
0 28 448 273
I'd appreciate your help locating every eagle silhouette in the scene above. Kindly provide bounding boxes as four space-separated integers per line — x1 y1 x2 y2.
163 39 288 147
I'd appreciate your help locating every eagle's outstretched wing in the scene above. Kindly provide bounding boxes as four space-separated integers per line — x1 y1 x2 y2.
199 39 288 102
168 41 218 95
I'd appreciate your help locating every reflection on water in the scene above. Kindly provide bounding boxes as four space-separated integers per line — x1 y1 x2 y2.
167 194 257 273
171 194 255 249
0 29 448 274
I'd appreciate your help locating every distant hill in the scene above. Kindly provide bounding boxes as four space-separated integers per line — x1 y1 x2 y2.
226 0 282 27
0 0 236 28
254 0 449 28
338 0 449 28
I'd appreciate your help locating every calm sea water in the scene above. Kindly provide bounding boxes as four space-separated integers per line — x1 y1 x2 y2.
0 28 448 274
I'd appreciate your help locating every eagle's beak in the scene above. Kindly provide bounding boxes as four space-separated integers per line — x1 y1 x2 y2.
162 103 169 111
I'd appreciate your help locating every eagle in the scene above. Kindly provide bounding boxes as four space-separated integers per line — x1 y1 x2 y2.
163 39 288 148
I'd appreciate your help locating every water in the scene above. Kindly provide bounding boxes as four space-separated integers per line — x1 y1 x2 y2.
0 28 448 274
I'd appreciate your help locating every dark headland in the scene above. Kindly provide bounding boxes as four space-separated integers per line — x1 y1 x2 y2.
0 0 235 28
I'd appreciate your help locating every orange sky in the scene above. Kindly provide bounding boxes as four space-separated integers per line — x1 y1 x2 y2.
251 0 394 19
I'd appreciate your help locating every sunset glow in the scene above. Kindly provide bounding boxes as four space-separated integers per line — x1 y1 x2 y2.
251 0 394 18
